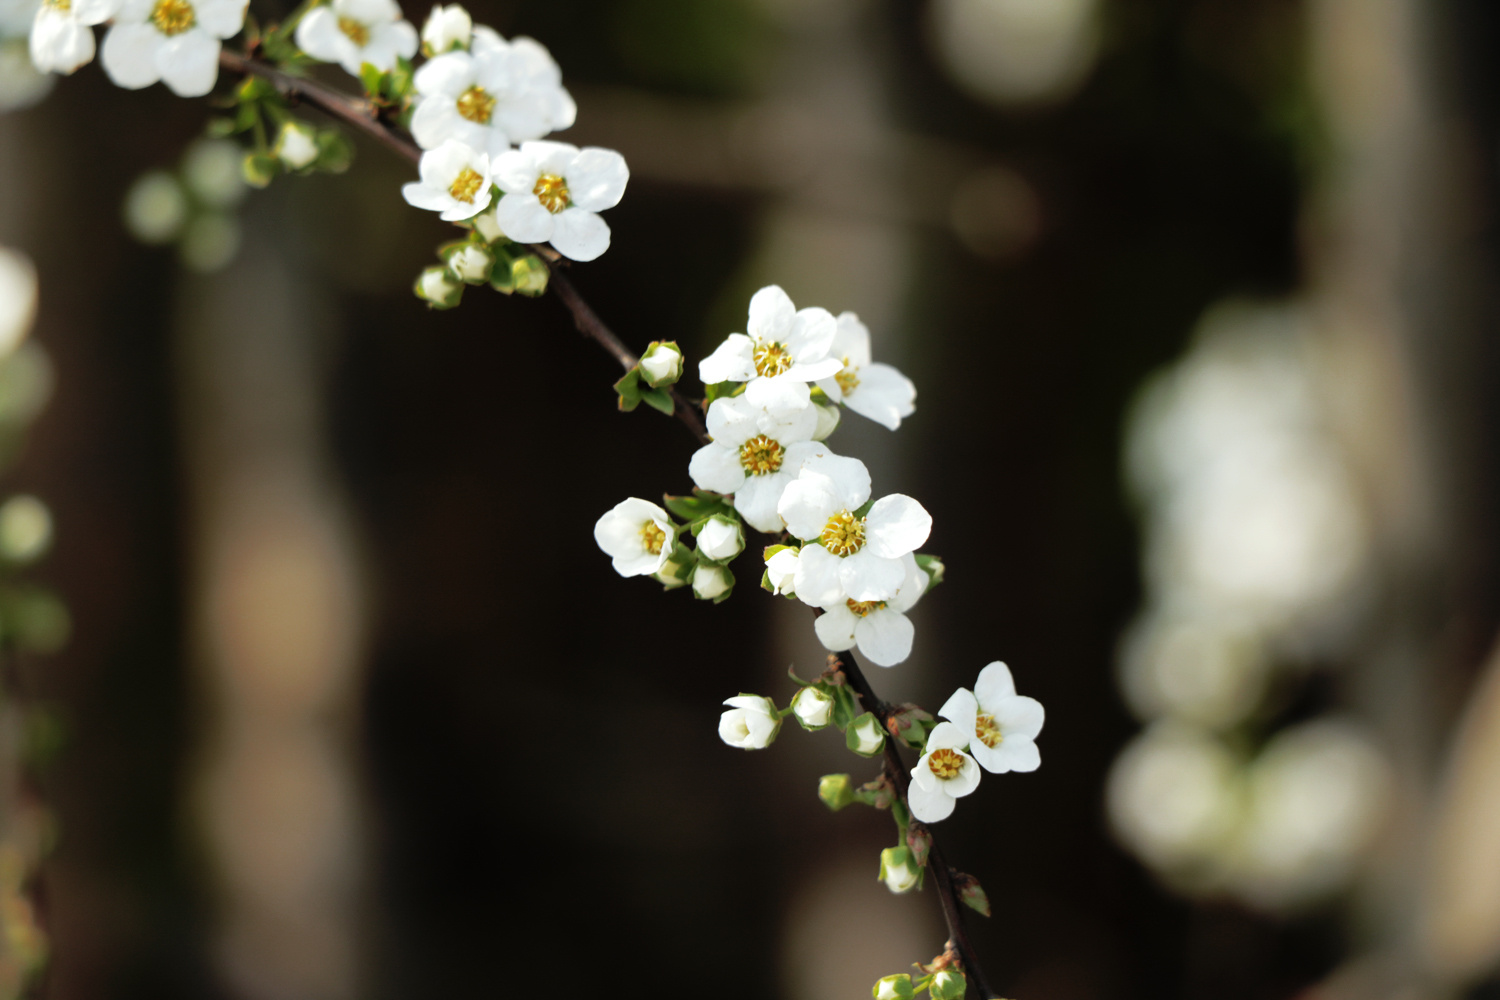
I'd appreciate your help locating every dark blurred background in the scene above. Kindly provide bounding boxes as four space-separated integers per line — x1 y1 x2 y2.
1 0 1499 997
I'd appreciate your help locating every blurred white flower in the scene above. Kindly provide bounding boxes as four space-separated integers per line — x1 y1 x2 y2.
402 140 492 221
123 170 188 244
295 0 416 77
274 120 320 170
814 312 916 430
419 2 468 55
29 0 116 74
0 246 37 361
181 137 246 207
101 0 247 97
490 141 628 262
1117 609 1269 729
937 661 1044 772
0 38 53 110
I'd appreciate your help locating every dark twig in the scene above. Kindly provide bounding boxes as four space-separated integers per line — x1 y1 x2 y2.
216 48 995 998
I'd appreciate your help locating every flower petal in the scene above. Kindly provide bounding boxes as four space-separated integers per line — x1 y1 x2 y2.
974 661 1017 708
792 542 843 608
401 182 449 212
907 776 955 823
888 553 928 613
995 695 1045 741
925 720 970 752
854 609 913 666
844 362 916 430
839 548 905 602
833 312 873 368
157 29 220 97
747 285 795 344
813 604 858 652
688 443 746 496
548 208 610 262
785 306 835 363
566 147 628 212
494 192 553 242
31 14 94 73
944 754 982 797
733 473 787 534
698 334 755 385
519 139 579 176
193 0 245 38
294 6 342 61
800 452 869 510
972 736 1040 774
100 22 161 88
490 147 540 194
412 49 472 97
778 470 841 541
937 688 978 734
864 494 931 559
743 373 812 416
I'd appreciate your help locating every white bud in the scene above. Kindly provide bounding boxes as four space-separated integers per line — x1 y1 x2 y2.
929 970 966 1000
421 3 472 55
791 686 834 730
446 243 494 284
0 495 50 563
765 546 799 596
848 713 885 756
123 172 188 246
878 846 919 894
652 555 692 589
274 121 320 170
415 266 462 308
692 562 732 601
873 974 915 1000
695 515 743 562
472 206 505 243
0 247 37 362
719 694 780 749
639 341 683 388
813 401 841 441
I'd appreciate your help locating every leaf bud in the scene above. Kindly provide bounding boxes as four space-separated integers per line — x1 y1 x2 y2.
444 242 494 285
953 872 991 917
846 712 886 757
638 340 683 388
695 514 744 562
274 120 320 170
878 846 919 894
929 969 967 1000
873 974 915 1000
414 266 463 309
818 773 854 811
691 562 733 602
791 686 834 731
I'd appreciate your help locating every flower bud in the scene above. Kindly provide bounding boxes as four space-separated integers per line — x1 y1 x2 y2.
873 974 915 1000
639 340 683 388
719 695 780 749
274 121 320 170
879 846 919 894
695 514 743 562
906 823 932 868
813 401 841 441
652 553 693 590
692 562 733 601
510 254 549 297
421 3 472 55
763 546 798 596
414 266 463 309
444 242 494 284
471 206 505 243
929 970 966 1000
847 712 886 757
791 686 834 731
818 773 854 811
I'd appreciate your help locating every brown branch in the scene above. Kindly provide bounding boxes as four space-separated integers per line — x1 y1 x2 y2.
215 47 996 998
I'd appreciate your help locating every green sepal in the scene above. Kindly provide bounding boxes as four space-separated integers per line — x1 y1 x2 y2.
241 153 280 188
809 384 832 406
204 117 239 138
872 974 914 1000
639 386 675 415
846 712 886 757
928 970 966 1000
613 368 643 412
853 497 876 519
915 553 945 590
510 253 548 296
818 774 854 811
786 664 810 688
704 380 741 403
662 490 734 524
829 682 861 732
385 56 414 103
852 775 894 810
358 61 386 97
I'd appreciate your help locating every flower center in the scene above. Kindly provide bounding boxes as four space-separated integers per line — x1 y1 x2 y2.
835 357 860 395
336 16 370 46
456 85 496 125
975 713 1003 749
753 341 793 378
150 0 195 35
639 521 665 556
42 0 69 11
448 167 485 203
738 435 785 476
820 510 865 557
928 748 965 781
532 173 570 213
846 598 886 618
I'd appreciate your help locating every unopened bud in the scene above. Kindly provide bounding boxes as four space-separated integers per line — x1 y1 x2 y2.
813 401 841 441
444 242 494 284
847 712 885 757
873 974 914 1000
929 969 967 1000
879 846 919 894
905 823 932 868
421 3 472 55
471 206 505 243
639 340 683 388
510 254 549 297
692 562 732 601
719 695 780 749
652 553 693 590
763 545 799 596
791 686 834 731
414 266 462 309
274 121 320 170
695 514 743 562
953 872 991 917
818 773 854 811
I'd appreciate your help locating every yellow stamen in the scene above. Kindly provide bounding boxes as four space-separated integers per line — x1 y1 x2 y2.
42 0 70 11
753 341 793 377
738 435 785 476
456 85 496 125
835 357 860 395
846 599 886 618
820 510 865 557
448 167 485 203
640 521 665 556
336 16 369 46
533 173 570 214
150 0 195 36
928 748 964 780
975 713 1003 749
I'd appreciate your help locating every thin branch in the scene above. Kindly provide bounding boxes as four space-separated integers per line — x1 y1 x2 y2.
216 48 996 998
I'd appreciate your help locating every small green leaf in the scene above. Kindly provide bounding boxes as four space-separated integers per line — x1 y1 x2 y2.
704 379 740 402
358 61 385 96
639 386 675 415
613 368 642 412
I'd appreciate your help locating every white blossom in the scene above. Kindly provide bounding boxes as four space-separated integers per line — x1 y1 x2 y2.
402 140 492 221
938 661 1045 773
879 846 919 893
764 546 799 596
695 514 743 562
815 311 916 430
410 30 574 158
444 242 493 283
688 394 829 533
790 686 833 729
491 141 627 262
593 497 675 578
812 553 927 667
274 120 320 169
413 265 461 308
691 562 731 601
295 0 416 77
697 286 842 415
100 0 246 97
0 246 37 361
779 454 931 604
719 695 779 749
29 0 116 75
419 1 467 55
908 721 981 823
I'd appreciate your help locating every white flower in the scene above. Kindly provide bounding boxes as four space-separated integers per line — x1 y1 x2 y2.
908 721 981 823
719 695 779 749
638 341 682 388
0 247 37 362
815 311 916 430
100 0 246 97
444 242 493 284
491 141 627 262
697 286 843 414
848 712 885 756
937 661 1044 773
29 0 116 74
419 2 468 55
813 553 927 667
593 498 675 578
413 265 461 308
779 454 931 604
295 0 415 77
790 686 833 729
410 31 575 158
695 514 743 562
402 140 492 221
764 546 799 596
688 394 830 533
691 562 731 601
879 846 919 893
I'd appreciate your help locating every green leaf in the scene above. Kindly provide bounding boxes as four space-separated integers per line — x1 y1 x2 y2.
704 379 740 403
613 368 642 412
639 386 675 415
241 153 280 188
314 129 354 173
358 61 386 97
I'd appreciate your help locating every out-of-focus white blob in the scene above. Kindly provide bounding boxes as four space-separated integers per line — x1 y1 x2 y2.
1117 609 1269 730
179 213 241 273
0 341 53 425
925 0 1101 108
0 37 52 111
0 245 37 361
181 138 247 209
123 170 189 244
0 0 38 35
1226 720 1391 912
0 495 52 563
1107 721 1242 884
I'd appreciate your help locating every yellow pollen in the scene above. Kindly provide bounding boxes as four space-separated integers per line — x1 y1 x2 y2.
738 435 785 476
820 510 866 557
975 713 1003 749
448 167 485 203
928 748 965 780
336 16 369 46
846 599 886 618
835 357 860 395
752 341 793 378
42 0 69 11
456 85 496 125
150 0 195 35
533 173 570 214
639 521 665 556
